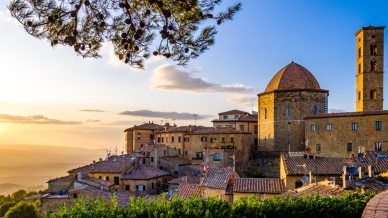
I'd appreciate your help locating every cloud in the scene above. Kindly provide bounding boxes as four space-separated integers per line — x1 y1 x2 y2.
86 119 100 123
151 64 256 106
0 114 81 125
79 109 107 113
119 110 211 120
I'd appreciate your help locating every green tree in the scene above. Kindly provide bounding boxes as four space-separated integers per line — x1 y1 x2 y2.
10 190 26 202
8 0 241 68
0 202 16 217
4 201 39 218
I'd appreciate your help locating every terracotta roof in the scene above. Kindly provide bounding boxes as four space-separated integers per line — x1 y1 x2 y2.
234 178 285 194
124 123 163 132
160 156 191 165
352 151 388 174
265 62 322 93
212 114 258 123
362 190 388 218
122 165 169 180
305 110 388 119
81 175 114 188
350 178 388 193
47 175 74 183
69 184 132 206
282 153 353 176
176 184 202 199
218 110 250 115
168 175 201 185
156 125 205 133
189 127 249 135
201 167 238 189
280 184 345 197
68 154 142 174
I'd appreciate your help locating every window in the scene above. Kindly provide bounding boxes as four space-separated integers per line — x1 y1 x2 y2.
105 176 110 181
157 137 160 143
184 151 188 155
98 176 102 180
195 152 203 160
316 144 321 153
358 47 361 58
210 138 214 143
125 185 130 191
178 136 182 143
326 124 332 131
264 108 267 119
184 137 190 142
375 142 382 151
234 115 239 119
151 157 154 162
201 136 207 142
347 143 353 152
136 184 145 192
370 90 377 100
287 106 291 118
171 136 174 142
178 149 181 155
351 123 358 131
222 137 225 142
142 158 146 164
213 153 222 161
254 125 258 133
370 60 376 71
151 182 154 189
150 134 154 140
310 124 316 132
73 193 78 199
376 121 382 131
231 137 234 143
358 91 361 101
137 132 141 140
370 44 377 55
313 105 318 115
114 176 120 185
239 125 245 131
254 138 258 145
161 137 164 143
358 63 361 74
223 115 228 120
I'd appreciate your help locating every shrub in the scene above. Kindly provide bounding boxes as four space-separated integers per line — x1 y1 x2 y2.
4 201 39 218
0 202 16 217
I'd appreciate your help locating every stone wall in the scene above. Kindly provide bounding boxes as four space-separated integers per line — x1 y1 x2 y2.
305 113 388 158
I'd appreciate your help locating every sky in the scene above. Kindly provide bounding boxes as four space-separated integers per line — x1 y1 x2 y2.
0 0 388 152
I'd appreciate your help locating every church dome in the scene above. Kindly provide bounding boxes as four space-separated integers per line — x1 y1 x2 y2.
265 62 321 92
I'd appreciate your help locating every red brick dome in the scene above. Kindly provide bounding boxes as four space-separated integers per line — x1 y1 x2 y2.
265 62 321 92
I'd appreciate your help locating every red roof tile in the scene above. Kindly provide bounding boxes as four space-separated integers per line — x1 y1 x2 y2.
265 62 322 93
352 151 388 174
234 178 285 194
280 184 345 197
176 184 202 199
122 165 169 180
201 167 238 189
160 156 191 166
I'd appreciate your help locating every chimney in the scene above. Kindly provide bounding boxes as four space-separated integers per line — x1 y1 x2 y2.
342 166 349 189
77 172 83 181
367 165 374 177
358 167 365 179
308 171 313 184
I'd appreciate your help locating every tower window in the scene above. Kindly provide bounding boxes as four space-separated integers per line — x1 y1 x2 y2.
370 90 377 100
358 91 361 101
264 108 267 119
375 121 382 131
358 47 361 58
287 106 291 118
371 35 376 38
347 143 353 152
375 142 382 151
358 63 361 74
370 44 377 55
370 60 376 71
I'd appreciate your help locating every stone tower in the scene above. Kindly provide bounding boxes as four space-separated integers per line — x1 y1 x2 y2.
356 26 385 112
258 62 328 152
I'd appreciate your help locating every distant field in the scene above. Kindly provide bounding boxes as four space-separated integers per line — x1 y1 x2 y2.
0 144 105 190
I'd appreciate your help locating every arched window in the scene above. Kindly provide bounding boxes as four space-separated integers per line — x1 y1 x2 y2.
370 89 377 100
370 60 376 71
370 44 377 55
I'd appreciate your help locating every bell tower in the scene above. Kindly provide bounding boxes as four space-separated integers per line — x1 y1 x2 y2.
355 26 385 112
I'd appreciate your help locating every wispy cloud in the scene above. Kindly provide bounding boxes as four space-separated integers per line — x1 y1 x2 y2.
119 110 210 120
79 109 107 113
0 114 81 125
86 119 100 123
151 64 256 106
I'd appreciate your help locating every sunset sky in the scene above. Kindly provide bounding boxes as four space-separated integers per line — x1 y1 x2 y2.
0 0 388 152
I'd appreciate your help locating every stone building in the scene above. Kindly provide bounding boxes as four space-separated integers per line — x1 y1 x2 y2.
305 26 387 157
257 62 329 152
124 122 164 153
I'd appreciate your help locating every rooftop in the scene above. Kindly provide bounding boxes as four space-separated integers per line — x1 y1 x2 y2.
212 114 258 123
234 178 285 194
201 167 238 190
264 62 322 93
176 184 202 199
282 153 353 176
160 156 191 166
218 110 250 116
124 123 164 132
189 127 250 135
352 151 388 174
122 164 169 180
280 184 345 197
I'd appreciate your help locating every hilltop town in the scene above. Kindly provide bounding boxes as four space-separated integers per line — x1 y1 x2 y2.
39 26 388 214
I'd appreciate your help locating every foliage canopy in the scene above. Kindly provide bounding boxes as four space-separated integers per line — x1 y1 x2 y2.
9 0 241 68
